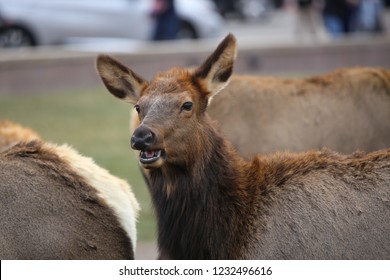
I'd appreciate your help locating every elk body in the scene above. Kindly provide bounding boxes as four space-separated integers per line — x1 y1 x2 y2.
97 34 390 259
209 67 390 157
0 120 41 152
0 121 139 259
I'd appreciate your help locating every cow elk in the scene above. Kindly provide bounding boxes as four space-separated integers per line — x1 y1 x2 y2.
97 34 390 259
0 121 139 259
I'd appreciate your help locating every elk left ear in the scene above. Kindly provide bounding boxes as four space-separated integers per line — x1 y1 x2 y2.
193 33 237 101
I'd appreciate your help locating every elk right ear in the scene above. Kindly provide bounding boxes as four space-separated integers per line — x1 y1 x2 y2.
96 55 148 104
193 33 237 102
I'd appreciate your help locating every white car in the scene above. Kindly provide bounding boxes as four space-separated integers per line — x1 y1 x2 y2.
0 0 224 47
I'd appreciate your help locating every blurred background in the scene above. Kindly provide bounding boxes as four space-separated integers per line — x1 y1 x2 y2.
0 0 389 259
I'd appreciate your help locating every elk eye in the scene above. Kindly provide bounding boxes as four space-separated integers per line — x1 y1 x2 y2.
134 104 140 113
182 102 193 111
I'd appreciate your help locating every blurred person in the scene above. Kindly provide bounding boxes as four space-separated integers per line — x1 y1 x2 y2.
322 0 349 37
358 0 384 33
150 0 179 40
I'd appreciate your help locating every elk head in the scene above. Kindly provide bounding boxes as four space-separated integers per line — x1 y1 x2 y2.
96 34 237 170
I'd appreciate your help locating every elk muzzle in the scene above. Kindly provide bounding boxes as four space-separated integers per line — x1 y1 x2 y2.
131 126 165 169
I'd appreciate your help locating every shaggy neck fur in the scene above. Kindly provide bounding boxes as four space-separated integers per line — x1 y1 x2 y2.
148 115 259 259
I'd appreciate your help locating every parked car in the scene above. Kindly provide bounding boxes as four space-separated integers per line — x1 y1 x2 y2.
0 0 223 47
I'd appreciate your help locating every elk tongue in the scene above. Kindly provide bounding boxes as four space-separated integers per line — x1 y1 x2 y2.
140 150 162 163
144 150 155 158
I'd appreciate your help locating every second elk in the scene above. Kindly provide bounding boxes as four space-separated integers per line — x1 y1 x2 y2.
0 121 139 259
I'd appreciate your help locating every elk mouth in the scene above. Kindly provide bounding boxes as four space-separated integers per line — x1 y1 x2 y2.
139 149 165 168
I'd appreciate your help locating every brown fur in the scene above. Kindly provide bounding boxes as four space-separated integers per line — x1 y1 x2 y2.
97 34 390 259
0 123 138 260
209 68 390 157
0 120 41 152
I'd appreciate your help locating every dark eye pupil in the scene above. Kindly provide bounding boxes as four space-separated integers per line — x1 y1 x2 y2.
135 105 140 113
182 102 193 111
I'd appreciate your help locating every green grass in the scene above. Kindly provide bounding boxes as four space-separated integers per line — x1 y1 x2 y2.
0 88 156 242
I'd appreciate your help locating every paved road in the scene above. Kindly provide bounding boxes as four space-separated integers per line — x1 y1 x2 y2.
136 242 158 260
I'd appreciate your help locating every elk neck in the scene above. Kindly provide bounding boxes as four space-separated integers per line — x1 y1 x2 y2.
146 114 260 259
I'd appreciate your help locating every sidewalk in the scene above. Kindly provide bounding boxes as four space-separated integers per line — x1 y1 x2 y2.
224 8 390 46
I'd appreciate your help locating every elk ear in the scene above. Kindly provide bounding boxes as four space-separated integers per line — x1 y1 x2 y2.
96 54 148 104
193 33 237 101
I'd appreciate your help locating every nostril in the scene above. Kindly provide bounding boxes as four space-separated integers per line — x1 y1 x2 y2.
144 131 153 145
131 127 155 150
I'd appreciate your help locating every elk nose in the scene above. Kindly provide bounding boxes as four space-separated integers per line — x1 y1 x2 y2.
131 126 155 150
